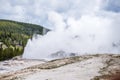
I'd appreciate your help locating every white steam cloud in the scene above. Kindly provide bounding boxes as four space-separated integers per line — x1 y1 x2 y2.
23 0 120 60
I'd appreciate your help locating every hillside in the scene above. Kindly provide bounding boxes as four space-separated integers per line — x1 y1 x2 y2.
0 19 43 61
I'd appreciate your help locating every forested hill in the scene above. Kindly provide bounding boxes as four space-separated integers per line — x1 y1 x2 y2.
0 19 43 61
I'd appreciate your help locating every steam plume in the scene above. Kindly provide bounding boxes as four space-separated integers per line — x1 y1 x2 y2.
23 0 120 60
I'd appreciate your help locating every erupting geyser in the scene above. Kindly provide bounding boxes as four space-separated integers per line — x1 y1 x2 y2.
23 0 120 60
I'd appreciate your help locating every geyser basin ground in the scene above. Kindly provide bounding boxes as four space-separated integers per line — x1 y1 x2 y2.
0 54 120 80
0 56 45 74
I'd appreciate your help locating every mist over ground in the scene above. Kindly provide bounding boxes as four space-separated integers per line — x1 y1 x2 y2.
22 0 120 60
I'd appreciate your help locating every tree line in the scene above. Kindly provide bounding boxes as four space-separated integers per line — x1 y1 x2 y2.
0 19 43 61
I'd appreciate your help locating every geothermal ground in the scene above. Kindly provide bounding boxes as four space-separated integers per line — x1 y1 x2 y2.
0 54 120 80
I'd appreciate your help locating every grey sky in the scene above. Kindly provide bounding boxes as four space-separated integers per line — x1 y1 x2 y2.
0 0 120 29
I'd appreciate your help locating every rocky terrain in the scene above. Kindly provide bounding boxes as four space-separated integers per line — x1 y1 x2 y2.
0 54 120 80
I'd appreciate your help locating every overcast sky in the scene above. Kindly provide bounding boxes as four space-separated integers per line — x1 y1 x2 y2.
0 0 120 29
